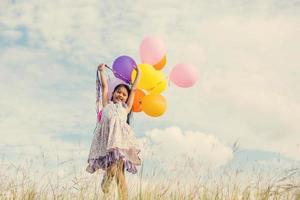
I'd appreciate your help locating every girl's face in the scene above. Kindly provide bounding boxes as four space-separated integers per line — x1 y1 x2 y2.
112 86 129 103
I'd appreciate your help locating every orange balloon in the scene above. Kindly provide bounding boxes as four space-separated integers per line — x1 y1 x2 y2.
153 55 166 70
132 89 145 112
142 94 167 117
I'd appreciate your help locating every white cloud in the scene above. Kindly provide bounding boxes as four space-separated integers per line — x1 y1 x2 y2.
0 47 95 128
140 127 233 175
0 47 94 166
0 30 22 41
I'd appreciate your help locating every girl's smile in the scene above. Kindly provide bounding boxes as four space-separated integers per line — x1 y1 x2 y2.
112 87 128 103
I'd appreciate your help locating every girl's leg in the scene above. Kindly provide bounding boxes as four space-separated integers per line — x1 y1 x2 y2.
101 164 117 194
116 160 128 200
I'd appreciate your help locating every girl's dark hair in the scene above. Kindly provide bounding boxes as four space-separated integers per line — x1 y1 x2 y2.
111 84 133 125
112 84 131 98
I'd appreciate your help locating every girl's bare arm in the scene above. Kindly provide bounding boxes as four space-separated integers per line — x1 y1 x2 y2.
98 64 109 107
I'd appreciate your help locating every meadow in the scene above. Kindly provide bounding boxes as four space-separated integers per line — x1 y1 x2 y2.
0 156 299 200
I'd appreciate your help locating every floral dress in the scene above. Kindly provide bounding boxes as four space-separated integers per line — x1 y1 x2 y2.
86 101 141 174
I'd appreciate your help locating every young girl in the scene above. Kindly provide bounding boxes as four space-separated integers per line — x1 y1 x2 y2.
86 63 141 200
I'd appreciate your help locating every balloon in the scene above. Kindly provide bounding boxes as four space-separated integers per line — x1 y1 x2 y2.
153 55 167 70
170 63 199 88
132 63 167 92
112 55 137 83
131 63 156 90
132 89 145 112
142 94 167 117
146 69 167 94
108 77 127 100
148 78 167 94
140 36 166 65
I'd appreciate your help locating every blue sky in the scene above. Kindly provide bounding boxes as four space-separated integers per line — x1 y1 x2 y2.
0 0 299 179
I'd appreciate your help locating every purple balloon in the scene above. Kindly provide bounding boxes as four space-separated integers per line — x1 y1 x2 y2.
112 55 137 83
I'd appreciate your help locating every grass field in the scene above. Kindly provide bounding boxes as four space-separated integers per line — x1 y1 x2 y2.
0 158 299 200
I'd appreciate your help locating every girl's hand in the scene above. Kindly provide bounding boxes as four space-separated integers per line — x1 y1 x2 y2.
98 63 106 72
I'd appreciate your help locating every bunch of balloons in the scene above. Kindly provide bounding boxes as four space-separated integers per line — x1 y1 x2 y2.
109 36 199 117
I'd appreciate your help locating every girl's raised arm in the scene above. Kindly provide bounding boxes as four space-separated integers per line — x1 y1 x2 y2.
126 66 141 113
98 64 109 107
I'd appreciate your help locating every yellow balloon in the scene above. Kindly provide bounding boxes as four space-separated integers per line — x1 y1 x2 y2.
142 94 167 117
146 70 167 94
154 69 165 81
148 78 167 94
132 63 156 90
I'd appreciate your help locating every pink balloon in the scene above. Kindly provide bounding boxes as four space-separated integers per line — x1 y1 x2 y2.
140 36 166 65
170 63 199 88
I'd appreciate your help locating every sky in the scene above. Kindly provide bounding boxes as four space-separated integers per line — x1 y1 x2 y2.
0 0 299 180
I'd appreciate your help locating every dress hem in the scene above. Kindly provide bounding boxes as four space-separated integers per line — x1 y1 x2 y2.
86 148 140 174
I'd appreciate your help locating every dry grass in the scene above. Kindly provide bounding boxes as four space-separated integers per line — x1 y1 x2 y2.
0 158 299 200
